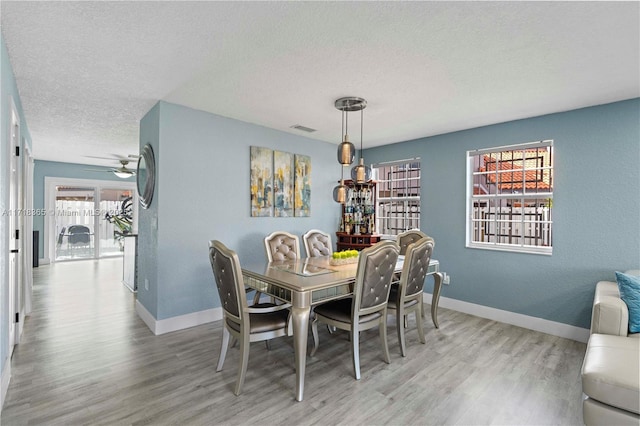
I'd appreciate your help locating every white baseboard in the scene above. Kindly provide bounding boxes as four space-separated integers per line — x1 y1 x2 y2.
38 257 50 265
133 292 589 342
424 292 590 343
1 356 11 413
135 300 223 335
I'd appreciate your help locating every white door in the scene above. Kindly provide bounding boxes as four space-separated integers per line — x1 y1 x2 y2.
23 145 34 315
8 100 21 354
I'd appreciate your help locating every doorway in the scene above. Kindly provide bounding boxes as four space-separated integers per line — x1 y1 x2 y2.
45 177 137 263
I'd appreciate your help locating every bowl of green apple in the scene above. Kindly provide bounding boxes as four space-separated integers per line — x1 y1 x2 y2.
329 249 359 266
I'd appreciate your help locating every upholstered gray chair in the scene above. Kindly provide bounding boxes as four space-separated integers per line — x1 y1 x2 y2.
209 240 291 396
302 229 333 257
394 230 434 318
396 229 429 255
387 237 434 357
264 231 301 262
310 240 399 380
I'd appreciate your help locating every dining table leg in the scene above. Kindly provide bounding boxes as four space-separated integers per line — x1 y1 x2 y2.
291 303 311 402
430 272 443 328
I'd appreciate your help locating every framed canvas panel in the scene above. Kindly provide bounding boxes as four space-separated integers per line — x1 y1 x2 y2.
250 146 273 217
294 154 311 217
274 150 294 217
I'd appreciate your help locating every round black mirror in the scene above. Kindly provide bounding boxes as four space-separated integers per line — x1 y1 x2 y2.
137 143 155 209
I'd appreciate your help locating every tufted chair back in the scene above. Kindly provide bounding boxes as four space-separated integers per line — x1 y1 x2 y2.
354 240 399 312
397 229 433 255
401 238 434 298
209 240 245 322
264 231 301 262
302 229 333 257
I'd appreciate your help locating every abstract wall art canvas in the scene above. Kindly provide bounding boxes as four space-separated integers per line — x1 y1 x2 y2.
274 150 294 217
250 146 274 217
294 154 311 217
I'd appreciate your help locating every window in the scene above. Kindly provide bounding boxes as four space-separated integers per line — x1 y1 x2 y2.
373 159 421 237
467 140 553 254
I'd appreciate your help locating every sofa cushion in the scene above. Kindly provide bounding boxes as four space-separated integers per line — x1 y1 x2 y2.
582 334 640 415
616 271 640 333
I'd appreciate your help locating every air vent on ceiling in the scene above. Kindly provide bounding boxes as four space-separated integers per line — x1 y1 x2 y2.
290 124 316 133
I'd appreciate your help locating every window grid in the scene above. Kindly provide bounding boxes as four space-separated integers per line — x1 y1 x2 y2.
468 141 553 254
374 160 421 237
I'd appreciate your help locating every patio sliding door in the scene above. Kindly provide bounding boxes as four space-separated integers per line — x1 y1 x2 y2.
45 177 137 263
54 186 96 261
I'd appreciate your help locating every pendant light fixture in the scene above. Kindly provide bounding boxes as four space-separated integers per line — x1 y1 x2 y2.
333 100 350 203
332 166 347 203
350 102 371 183
337 107 355 165
333 97 368 202
336 97 363 165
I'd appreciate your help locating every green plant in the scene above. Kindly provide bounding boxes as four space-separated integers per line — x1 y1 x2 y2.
104 197 133 248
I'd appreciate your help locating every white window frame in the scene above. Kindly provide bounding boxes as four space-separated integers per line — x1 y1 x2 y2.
373 158 421 238
466 140 553 255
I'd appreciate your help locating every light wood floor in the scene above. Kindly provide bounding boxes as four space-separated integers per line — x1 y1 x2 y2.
2 258 586 425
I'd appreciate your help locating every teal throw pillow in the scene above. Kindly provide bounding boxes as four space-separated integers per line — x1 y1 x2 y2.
616 271 640 334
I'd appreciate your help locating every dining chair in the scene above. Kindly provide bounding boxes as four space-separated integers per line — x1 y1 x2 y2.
302 229 333 257
396 229 428 255
387 237 434 357
394 230 434 318
209 240 292 396
56 226 66 247
310 240 399 380
68 224 92 255
264 231 301 262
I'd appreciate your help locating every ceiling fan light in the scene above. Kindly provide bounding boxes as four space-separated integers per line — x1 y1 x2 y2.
114 170 134 179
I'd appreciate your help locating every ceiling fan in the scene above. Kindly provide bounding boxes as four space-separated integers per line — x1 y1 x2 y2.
83 155 139 179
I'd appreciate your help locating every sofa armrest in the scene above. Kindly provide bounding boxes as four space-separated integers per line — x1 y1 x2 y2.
591 281 629 336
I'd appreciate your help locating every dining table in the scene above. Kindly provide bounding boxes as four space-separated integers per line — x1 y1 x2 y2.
241 254 444 402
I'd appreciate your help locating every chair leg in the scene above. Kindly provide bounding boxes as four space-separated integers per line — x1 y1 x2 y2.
416 309 426 344
310 317 320 357
217 326 230 372
234 332 251 396
351 325 361 380
265 340 271 350
380 316 391 364
252 291 262 305
396 306 407 357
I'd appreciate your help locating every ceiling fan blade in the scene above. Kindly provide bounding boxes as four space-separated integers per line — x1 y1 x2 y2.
85 154 139 162
108 153 141 161
84 155 121 161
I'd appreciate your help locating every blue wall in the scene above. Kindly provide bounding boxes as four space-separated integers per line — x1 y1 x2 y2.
32 160 135 259
136 103 160 318
137 102 342 320
364 99 640 329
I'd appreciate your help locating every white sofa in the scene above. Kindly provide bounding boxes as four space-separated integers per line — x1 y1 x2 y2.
581 270 640 426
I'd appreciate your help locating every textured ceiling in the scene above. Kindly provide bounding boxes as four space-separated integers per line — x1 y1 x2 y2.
1 1 638 167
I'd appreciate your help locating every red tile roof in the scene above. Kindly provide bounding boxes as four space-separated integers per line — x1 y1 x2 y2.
480 155 551 191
